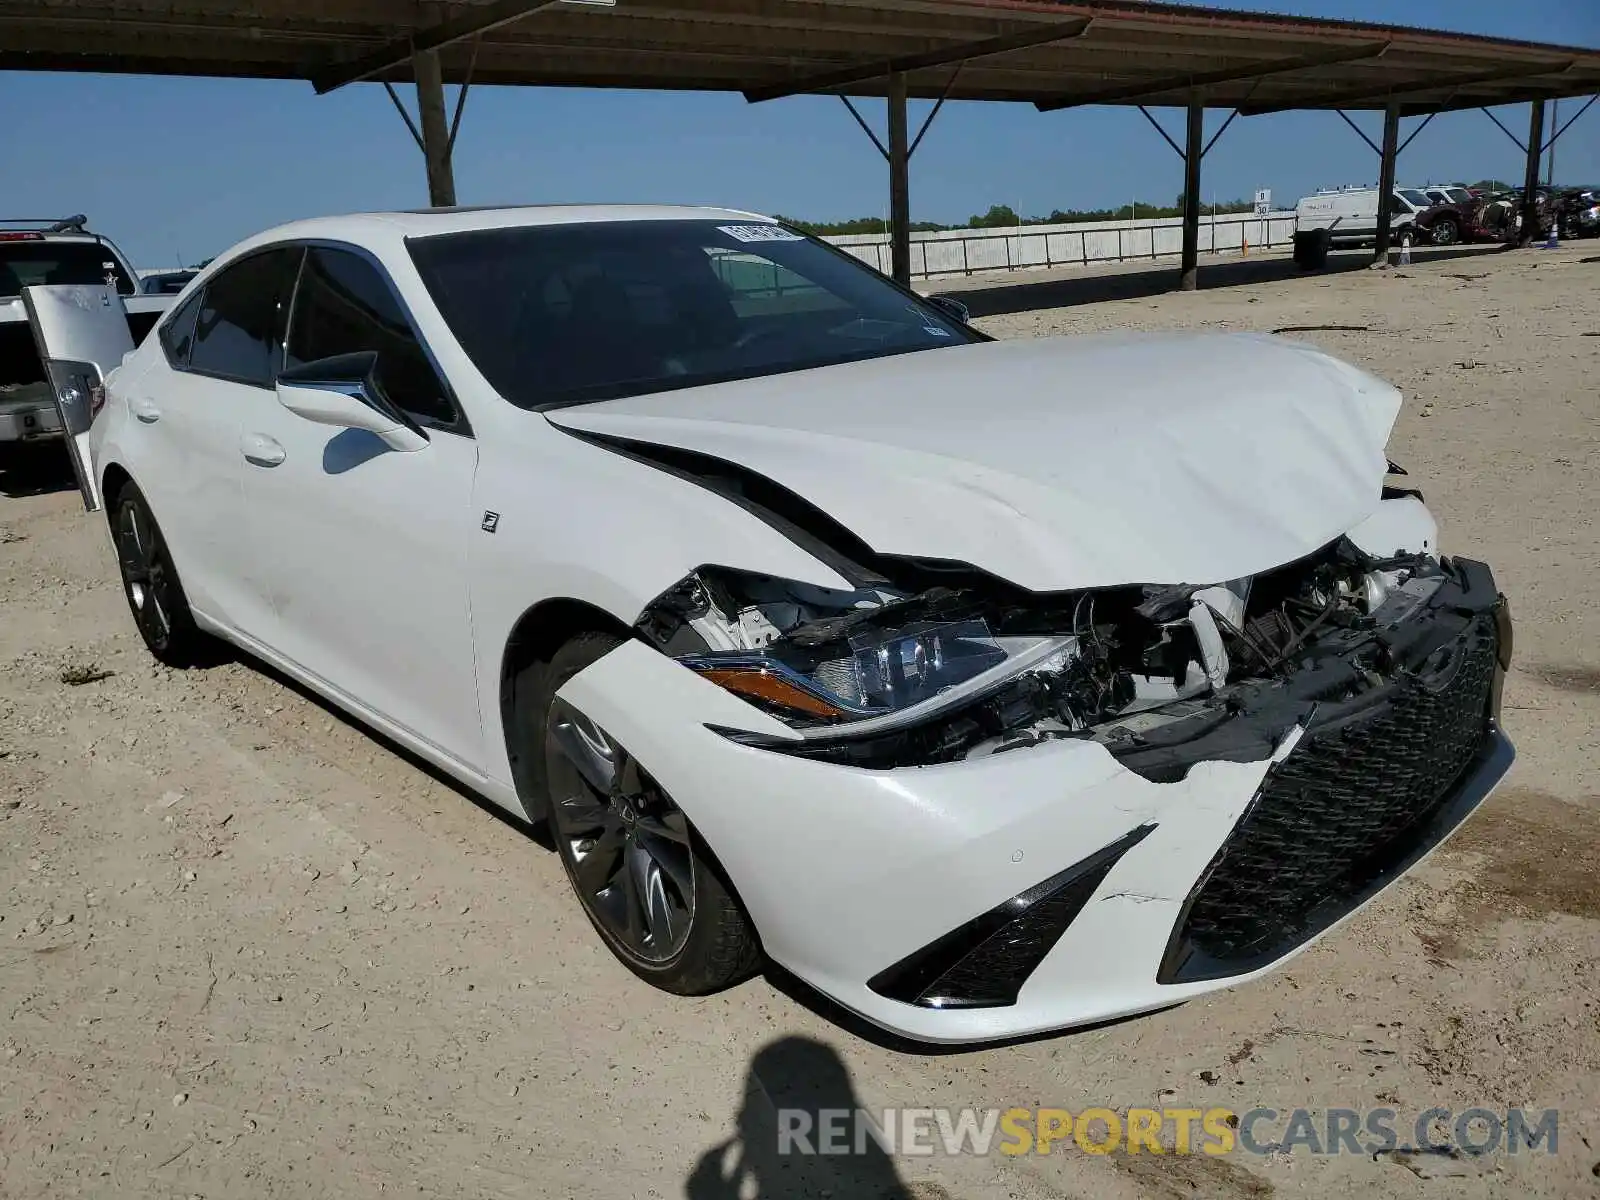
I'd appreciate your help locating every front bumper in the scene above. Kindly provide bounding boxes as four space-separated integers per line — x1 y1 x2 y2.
557 577 1513 1045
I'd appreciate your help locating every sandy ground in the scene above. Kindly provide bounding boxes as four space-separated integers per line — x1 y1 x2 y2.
2 244 1598 1200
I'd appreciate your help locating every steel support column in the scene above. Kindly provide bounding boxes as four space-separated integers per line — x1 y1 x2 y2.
1545 99 1558 185
414 47 456 208
1520 98 1546 245
1372 101 1400 264
887 70 911 286
1180 99 1203 291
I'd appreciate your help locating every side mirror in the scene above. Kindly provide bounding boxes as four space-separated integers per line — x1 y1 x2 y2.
276 351 428 453
926 294 970 325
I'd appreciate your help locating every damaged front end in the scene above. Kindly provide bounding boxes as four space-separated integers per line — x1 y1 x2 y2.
635 542 1512 994
635 541 1510 779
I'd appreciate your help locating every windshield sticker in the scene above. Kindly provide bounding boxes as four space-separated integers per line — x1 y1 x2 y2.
718 224 804 243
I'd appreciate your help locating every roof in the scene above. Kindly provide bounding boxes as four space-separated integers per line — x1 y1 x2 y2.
0 232 101 243
4 0 1597 115
241 205 773 247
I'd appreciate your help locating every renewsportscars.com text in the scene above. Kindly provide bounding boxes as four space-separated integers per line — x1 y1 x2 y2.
776 1106 1560 1158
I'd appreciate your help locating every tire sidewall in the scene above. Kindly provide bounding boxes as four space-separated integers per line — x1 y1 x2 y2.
109 482 204 666
112 488 172 657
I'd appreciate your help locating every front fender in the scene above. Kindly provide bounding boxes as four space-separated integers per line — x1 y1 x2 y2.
467 418 852 800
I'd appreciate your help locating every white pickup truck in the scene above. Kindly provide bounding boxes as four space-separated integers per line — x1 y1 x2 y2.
1 216 171 465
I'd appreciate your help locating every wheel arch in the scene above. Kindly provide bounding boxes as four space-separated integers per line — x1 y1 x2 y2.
100 460 133 505
499 596 636 823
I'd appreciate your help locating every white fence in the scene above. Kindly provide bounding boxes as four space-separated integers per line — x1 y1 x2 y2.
826 211 1299 280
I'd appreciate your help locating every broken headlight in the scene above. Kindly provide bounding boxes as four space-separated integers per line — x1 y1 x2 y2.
641 568 1074 729
683 622 1075 727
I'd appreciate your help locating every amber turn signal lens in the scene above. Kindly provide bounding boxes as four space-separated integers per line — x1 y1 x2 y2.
697 667 843 719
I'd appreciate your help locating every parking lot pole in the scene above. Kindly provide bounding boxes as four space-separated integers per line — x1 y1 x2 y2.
414 48 457 208
1180 99 1203 290
887 70 911 286
1372 100 1400 264
1519 98 1546 246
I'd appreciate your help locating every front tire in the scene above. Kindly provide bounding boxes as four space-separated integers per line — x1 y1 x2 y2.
1431 217 1460 246
110 482 209 667
529 632 761 994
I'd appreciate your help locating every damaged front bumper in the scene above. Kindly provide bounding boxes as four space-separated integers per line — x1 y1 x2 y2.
555 563 1513 1044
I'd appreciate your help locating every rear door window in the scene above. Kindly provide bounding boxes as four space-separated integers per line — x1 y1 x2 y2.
187 247 303 387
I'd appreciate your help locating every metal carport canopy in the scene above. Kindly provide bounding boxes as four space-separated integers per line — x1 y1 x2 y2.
5 0 1599 110
7 0 1598 288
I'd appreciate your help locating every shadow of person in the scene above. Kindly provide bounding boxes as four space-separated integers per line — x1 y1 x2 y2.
0 442 77 499
685 1035 920 1200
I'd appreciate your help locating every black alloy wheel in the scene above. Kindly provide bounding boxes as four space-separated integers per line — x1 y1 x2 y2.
531 631 760 994
110 482 208 666
546 700 697 963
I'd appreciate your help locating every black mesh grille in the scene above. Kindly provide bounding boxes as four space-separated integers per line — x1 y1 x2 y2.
1162 615 1498 983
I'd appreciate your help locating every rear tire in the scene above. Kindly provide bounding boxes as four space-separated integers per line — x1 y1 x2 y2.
109 481 210 667
527 631 761 995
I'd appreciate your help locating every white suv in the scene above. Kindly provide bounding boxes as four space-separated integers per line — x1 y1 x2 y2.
0 216 166 458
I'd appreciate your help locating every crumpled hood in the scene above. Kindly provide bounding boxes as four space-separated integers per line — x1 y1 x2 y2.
546 331 1403 591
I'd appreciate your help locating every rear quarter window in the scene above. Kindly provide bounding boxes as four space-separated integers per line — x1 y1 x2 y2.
159 289 203 369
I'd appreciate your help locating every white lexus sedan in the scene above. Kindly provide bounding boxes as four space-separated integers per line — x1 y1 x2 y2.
25 205 1513 1044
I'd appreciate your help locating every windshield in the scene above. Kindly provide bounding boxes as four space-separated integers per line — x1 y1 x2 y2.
406 219 980 410
1396 190 1432 210
0 240 135 297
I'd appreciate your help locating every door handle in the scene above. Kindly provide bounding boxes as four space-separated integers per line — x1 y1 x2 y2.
130 399 161 423
240 433 286 468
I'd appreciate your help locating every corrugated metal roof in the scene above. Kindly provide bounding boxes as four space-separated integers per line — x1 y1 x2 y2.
1 0 1595 113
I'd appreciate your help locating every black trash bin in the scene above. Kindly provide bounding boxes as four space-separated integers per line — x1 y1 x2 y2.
1292 228 1331 270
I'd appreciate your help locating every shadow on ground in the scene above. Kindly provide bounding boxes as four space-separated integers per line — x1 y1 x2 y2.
205 644 554 849
685 1035 942 1200
0 442 77 498
936 244 1503 318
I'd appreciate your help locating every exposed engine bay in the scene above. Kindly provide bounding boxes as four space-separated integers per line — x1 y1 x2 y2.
636 538 1509 780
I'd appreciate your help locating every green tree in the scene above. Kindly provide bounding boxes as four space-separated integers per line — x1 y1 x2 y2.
967 204 1020 228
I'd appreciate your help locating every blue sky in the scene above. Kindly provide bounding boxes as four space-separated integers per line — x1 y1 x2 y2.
3 0 1596 267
